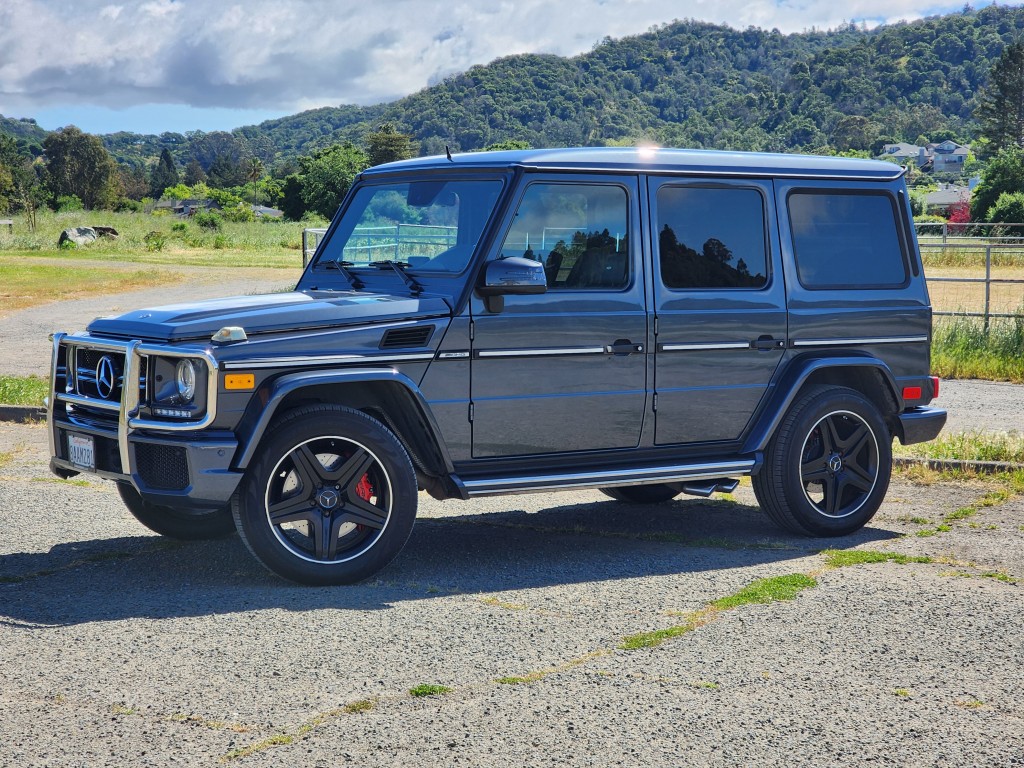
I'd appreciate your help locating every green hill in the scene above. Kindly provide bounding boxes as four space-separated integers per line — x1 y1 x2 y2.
4 5 1023 167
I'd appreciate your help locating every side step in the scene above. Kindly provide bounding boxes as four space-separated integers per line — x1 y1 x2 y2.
457 459 756 498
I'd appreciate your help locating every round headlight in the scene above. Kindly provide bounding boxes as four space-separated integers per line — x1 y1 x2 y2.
175 359 197 402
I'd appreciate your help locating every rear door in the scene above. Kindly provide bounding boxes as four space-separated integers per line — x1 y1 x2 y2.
647 177 787 445
469 175 648 458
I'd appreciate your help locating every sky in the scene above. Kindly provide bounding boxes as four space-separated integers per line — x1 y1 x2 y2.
0 0 1017 136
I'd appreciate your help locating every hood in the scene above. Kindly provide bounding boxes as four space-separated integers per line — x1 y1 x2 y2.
86 290 452 343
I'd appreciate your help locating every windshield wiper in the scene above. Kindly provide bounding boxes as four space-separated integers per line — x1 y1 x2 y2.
373 260 424 296
321 258 365 290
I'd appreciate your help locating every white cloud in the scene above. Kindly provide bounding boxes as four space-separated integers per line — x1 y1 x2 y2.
0 0 1016 123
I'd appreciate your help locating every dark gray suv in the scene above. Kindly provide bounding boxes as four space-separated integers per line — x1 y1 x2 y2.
47 147 946 584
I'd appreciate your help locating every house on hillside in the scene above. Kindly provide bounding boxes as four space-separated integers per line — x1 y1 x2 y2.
153 198 221 216
924 183 970 214
252 204 284 219
878 140 970 173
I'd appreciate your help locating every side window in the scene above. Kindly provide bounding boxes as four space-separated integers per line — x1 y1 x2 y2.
789 192 908 289
497 184 629 290
656 186 768 290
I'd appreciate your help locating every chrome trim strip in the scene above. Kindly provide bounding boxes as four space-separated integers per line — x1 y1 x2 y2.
119 340 142 475
477 346 607 359
222 352 436 370
55 393 121 413
462 459 756 497
792 335 928 348
519 164 904 182
660 341 750 352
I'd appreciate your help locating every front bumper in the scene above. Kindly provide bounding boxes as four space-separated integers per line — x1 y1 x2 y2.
47 332 242 509
895 406 947 445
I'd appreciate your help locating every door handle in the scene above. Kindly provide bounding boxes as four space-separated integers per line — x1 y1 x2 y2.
751 336 784 351
607 339 644 356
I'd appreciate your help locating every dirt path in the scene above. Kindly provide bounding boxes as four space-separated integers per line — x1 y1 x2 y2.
0 266 295 377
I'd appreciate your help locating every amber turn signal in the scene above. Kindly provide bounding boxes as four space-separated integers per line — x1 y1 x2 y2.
224 373 255 390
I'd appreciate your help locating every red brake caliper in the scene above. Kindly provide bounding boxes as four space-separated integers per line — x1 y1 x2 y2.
354 475 374 530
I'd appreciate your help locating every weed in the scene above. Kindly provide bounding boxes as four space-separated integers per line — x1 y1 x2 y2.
480 596 528 611
111 704 135 716
899 515 932 524
342 698 376 714
709 573 817 610
823 550 933 568
944 507 977 522
0 375 49 406
916 528 940 537
894 688 911 697
956 697 985 710
895 430 1024 464
222 734 294 761
931 312 1024 383
692 681 720 690
409 684 451 697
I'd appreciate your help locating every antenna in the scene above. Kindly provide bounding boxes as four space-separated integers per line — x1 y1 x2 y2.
445 145 453 162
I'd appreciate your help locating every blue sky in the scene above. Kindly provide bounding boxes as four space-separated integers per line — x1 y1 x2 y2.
0 0 1016 136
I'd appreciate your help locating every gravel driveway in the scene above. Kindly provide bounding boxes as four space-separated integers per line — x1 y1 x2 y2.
1 421 1022 766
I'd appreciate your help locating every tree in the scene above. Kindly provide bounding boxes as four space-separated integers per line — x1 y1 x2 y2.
119 164 150 200
206 153 247 188
365 123 416 167
984 191 1024 224
41 126 120 209
298 143 369 218
970 146 1024 220
0 135 45 230
246 157 265 206
149 148 179 198
280 174 306 220
183 157 207 186
976 41 1024 155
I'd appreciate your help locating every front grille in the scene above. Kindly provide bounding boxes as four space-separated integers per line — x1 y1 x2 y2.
135 443 190 491
73 348 126 402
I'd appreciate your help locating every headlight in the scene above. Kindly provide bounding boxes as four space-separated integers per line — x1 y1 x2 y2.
175 359 197 402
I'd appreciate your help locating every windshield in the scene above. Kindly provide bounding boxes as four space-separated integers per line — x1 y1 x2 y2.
315 178 504 273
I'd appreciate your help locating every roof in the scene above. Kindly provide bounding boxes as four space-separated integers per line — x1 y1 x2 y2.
925 185 970 206
364 147 905 181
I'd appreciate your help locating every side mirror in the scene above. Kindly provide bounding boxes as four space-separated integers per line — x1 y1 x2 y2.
478 256 547 296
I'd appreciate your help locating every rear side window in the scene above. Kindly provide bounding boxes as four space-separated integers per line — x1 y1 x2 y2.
656 186 768 290
789 192 908 289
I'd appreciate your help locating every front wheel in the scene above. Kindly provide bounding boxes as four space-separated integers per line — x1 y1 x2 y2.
753 386 892 537
116 482 235 540
232 405 417 585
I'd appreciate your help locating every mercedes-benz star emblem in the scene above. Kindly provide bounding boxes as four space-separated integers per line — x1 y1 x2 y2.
95 356 117 399
317 489 340 509
828 455 843 473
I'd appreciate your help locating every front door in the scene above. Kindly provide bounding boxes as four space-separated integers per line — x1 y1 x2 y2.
648 177 787 445
469 176 648 458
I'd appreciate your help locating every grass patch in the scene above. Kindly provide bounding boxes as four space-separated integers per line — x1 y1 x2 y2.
342 698 376 714
408 684 451 697
823 549 933 567
956 697 985 710
692 681 720 690
930 313 1024 383
620 621 703 650
0 375 48 406
894 688 912 697
0 256 178 313
223 734 294 761
709 573 818 610
479 596 528 611
944 506 978 522
895 430 1024 464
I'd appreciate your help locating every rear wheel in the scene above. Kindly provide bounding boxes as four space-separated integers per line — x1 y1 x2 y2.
600 484 680 504
116 482 235 540
232 405 417 585
753 385 891 536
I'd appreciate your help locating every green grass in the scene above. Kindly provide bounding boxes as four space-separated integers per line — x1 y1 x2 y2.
408 684 451 697
930 313 1024 383
0 375 48 406
823 549 934 568
620 622 702 650
708 573 818 610
895 430 1024 464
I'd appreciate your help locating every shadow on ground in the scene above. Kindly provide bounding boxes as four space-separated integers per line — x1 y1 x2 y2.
0 496 899 627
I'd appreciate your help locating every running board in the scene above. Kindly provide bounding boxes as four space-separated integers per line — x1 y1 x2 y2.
457 459 756 498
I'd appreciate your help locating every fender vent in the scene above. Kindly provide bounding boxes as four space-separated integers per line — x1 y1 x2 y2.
380 325 434 349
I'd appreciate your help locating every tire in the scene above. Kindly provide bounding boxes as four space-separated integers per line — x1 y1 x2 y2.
232 405 417 585
600 484 680 504
116 482 236 540
752 385 892 537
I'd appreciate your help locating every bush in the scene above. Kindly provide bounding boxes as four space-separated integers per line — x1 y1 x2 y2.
115 198 143 213
55 195 84 212
170 221 189 234
143 231 166 252
221 204 255 223
193 212 222 231
212 234 228 249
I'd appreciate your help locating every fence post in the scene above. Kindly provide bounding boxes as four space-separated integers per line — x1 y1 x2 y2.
942 221 947 244
984 245 992 332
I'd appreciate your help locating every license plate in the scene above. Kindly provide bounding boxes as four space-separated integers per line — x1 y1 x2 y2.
68 433 95 470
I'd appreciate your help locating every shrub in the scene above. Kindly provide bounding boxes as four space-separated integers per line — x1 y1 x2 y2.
212 234 228 249
55 195 84 212
143 230 166 252
170 221 189 234
221 204 255 223
193 212 222 231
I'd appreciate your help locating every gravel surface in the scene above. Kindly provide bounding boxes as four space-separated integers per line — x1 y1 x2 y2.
1 421 1022 766
0 266 296 377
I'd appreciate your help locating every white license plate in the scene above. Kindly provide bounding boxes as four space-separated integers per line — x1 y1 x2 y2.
68 433 95 470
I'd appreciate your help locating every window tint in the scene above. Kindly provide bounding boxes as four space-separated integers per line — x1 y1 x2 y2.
656 186 768 290
789 192 907 289
497 184 629 290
